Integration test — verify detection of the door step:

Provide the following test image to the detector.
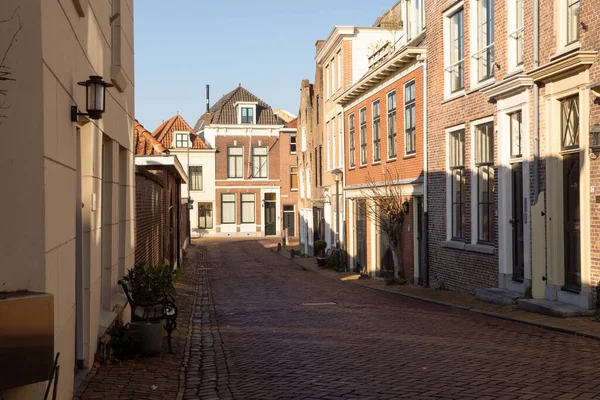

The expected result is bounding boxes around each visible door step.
[475,288,522,305]
[518,299,596,318]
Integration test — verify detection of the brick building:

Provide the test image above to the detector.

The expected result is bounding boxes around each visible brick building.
[280,119,299,239]
[338,4,427,281]
[194,86,291,237]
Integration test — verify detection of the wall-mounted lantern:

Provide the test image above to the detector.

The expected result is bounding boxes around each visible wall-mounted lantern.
[71,76,113,122]
[402,200,410,214]
[590,123,600,156]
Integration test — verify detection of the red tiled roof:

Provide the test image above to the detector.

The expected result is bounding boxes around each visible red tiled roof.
[285,118,298,129]
[134,120,166,155]
[153,114,210,150]
[194,86,279,128]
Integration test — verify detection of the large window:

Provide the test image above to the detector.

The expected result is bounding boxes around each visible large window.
[510,111,522,158]
[404,81,416,156]
[360,107,367,165]
[221,194,236,224]
[349,114,356,167]
[198,203,213,229]
[189,166,203,191]
[475,0,495,82]
[290,134,297,154]
[567,0,580,45]
[252,147,268,178]
[241,107,254,124]
[373,100,381,162]
[388,91,397,159]
[450,129,465,239]
[561,95,580,150]
[406,0,427,39]
[290,166,298,190]
[447,9,465,93]
[241,193,255,224]
[227,147,243,178]
[175,133,188,148]
[475,122,495,243]
[509,0,524,67]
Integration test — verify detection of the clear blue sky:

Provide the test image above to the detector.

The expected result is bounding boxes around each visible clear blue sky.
[134,0,396,132]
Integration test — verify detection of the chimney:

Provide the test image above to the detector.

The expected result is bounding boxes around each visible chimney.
[206,84,210,113]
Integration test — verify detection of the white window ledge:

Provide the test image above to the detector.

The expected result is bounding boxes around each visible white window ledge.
[466,243,495,254]
[550,42,581,61]
[466,78,496,94]
[442,90,467,104]
[441,240,466,250]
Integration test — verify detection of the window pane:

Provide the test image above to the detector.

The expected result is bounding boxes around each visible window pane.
[510,111,522,158]
[241,194,255,223]
[290,135,297,153]
[221,194,235,224]
[561,96,580,149]
[291,166,298,189]
[189,166,203,191]
[567,0,580,44]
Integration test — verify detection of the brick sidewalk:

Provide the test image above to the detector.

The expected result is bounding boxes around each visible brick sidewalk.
[74,244,204,400]
[262,240,600,341]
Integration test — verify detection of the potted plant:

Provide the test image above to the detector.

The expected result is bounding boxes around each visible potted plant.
[122,260,179,356]
[314,240,327,257]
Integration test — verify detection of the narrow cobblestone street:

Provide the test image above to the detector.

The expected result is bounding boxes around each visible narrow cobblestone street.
[77,238,600,399]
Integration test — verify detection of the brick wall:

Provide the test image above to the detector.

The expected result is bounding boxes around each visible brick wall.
[135,167,165,267]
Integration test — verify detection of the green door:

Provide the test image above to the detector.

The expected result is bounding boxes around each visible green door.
[265,201,277,236]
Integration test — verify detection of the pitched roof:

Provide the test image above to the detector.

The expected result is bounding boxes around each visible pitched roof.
[194,86,279,129]
[153,114,210,150]
[134,120,166,155]
[285,118,298,129]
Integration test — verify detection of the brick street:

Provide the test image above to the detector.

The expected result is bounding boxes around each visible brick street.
[193,239,600,399]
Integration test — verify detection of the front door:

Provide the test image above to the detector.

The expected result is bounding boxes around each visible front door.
[283,205,295,237]
[356,199,367,273]
[417,197,424,285]
[563,153,581,290]
[265,201,277,236]
[511,163,525,282]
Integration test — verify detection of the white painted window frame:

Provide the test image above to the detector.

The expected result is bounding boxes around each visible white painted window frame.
[470,116,495,246]
[443,2,466,99]
[446,123,466,241]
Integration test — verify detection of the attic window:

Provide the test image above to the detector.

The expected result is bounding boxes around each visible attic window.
[175,133,189,148]
[241,107,254,124]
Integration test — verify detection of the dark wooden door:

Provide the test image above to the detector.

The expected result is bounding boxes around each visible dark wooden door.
[265,202,277,236]
[511,163,525,282]
[283,206,295,237]
[563,153,581,290]
[417,197,424,285]
[356,200,367,273]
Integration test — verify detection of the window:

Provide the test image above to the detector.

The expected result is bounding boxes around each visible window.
[404,82,416,155]
[349,114,356,167]
[198,203,213,229]
[290,135,297,153]
[561,95,580,150]
[567,0,580,45]
[508,0,524,67]
[189,166,203,191]
[241,107,254,124]
[475,122,494,243]
[241,193,255,224]
[332,57,336,93]
[337,51,342,90]
[510,111,522,158]
[360,107,367,165]
[388,91,397,159]
[318,146,323,185]
[447,9,465,93]
[176,133,188,148]
[406,0,427,39]
[290,166,298,190]
[221,194,236,224]
[306,168,312,198]
[373,101,381,162]
[252,147,268,178]
[449,130,465,239]
[475,0,495,82]
[227,147,243,178]
[300,166,305,198]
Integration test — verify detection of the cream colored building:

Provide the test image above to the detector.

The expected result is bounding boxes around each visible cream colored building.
[0,0,135,398]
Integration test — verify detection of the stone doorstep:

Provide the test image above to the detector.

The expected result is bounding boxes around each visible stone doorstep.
[518,298,597,318]
[476,288,522,305]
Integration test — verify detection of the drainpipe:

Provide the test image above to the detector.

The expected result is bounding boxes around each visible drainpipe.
[176,179,181,269]
[533,0,540,203]
[420,53,430,287]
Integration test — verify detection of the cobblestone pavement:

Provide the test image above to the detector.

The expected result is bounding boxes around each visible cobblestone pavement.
[201,238,600,400]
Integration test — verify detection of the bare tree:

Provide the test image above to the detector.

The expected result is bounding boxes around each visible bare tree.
[0,7,23,123]
[358,167,408,281]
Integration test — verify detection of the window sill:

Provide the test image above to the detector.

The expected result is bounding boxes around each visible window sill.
[466,78,495,94]
[387,157,398,163]
[372,161,382,165]
[348,166,356,170]
[551,42,581,61]
[359,164,368,169]
[465,243,495,255]
[226,178,245,181]
[503,66,525,80]
[441,240,466,250]
[441,90,466,104]
[404,153,416,159]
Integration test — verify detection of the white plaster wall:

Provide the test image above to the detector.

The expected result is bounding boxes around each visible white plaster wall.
[0,1,135,399]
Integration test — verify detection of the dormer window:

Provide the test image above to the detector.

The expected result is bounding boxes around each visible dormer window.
[174,132,190,148]
[241,107,253,124]
[236,102,258,124]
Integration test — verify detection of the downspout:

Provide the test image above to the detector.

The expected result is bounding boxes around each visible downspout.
[176,179,181,269]
[421,53,430,287]
[533,0,540,202]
